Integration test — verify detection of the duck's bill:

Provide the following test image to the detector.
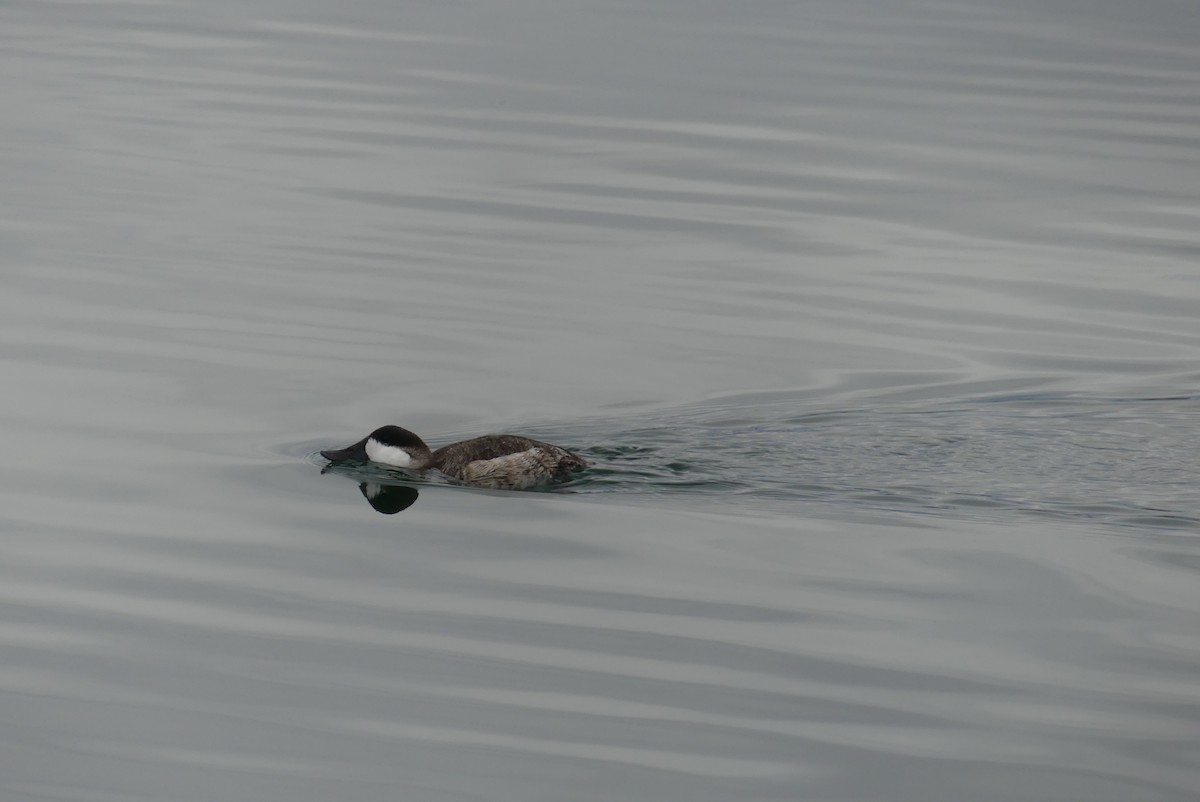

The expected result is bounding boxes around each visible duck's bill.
[320,438,368,461]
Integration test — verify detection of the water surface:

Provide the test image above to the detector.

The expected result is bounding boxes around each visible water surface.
[2,0,1200,799]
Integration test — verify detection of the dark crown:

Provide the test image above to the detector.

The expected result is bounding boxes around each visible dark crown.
[369,425,429,450]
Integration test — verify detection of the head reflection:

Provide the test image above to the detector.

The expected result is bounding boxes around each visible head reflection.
[321,462,420,515]
[358,482,419,514]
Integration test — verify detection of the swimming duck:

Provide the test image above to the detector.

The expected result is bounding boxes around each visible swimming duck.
[321,425,587,490]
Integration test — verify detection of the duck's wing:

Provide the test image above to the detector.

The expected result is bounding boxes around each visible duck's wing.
[431,435,586,489]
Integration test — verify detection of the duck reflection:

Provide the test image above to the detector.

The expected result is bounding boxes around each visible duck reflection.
[356,481,419,514]
[321,463,420,515]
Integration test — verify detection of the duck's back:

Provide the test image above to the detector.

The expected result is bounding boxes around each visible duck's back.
[430,435,586,490]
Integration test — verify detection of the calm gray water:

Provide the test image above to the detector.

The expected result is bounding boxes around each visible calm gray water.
[3,0,1200,799]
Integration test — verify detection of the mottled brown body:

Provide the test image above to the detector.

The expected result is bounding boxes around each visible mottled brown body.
[430,435,587,490]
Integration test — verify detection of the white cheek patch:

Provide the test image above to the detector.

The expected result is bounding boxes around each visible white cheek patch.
[365,438,412,467]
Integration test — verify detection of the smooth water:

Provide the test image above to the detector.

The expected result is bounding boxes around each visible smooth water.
[3,0,1200,799]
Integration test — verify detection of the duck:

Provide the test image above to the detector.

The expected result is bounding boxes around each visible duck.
[321,425,587,490]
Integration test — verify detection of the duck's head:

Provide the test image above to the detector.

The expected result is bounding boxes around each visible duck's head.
[321,425,433,468]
